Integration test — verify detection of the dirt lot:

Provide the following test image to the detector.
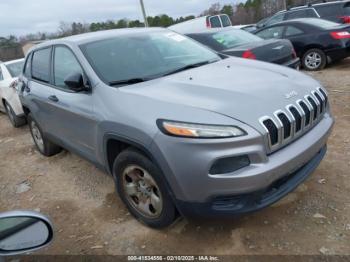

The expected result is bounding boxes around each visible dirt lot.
[0,60,349,256]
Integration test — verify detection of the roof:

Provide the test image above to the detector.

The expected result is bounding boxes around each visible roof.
[34,27,166,50]
[2,58,24,65]
[264,17,333,27]
[277,0,349,13]
[171,26,240,35]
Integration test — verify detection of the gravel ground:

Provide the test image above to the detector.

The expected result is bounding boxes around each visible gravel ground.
[0,59,349,255]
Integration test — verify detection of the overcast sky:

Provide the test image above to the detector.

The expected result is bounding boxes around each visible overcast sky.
[1,0,242,37]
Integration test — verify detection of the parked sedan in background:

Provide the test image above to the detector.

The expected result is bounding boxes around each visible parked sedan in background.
[174,27,300,69]
[0,59,26,127]
[255,18,350,71]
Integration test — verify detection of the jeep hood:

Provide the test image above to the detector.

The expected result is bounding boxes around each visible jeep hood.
[120,57,321,133]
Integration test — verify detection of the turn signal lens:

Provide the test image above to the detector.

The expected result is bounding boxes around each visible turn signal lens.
[159,120,246,138]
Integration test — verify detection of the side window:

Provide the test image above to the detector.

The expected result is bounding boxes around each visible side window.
[53,46,83,89]
[256,26,285,39]
[32,48,51,83]
[210,16,222,28]
[0,68,3,81]
[286,9,318,19]
[24,53,32,77]
[220,15,231,27]
[316,5,341,17]
[285,26,304,37]
[266,13,285,26]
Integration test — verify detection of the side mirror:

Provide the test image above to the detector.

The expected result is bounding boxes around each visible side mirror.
[0,211,53,256]
[64,72,89,92]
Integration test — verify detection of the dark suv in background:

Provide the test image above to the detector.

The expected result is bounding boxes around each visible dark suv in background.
[257,0,350,28]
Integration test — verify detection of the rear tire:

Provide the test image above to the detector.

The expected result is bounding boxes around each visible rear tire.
[4,101,26,128]
[302,48,326,71]
[113,148,177,228]
[27,114,62,157]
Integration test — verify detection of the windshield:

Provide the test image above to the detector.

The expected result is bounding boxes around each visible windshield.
[80,31,220,85]
[211,29,262,49]
[5,61,24,77]
[303,18,340,29]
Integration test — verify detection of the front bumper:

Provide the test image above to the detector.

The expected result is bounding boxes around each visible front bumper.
[176,145,326,218]
[151,112,333,204]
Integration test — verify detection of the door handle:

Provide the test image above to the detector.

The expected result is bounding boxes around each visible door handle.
[48,95,59,102]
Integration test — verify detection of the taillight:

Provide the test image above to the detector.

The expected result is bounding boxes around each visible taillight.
[339,16,350,24]
[9,80,18,89]
[206,18,211,28]
[242,50,256,60]
[330,31,350,39]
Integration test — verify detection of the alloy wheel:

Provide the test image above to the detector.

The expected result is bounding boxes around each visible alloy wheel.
[122,165,163,218]
[305,52,322,70]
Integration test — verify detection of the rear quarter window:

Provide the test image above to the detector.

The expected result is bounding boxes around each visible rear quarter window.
[343,2,350,15]
[315,4,342,17]
[32,48,51,83]
[285,9,318,19]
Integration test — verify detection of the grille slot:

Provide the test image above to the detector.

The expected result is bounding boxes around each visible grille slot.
[262,119,278,146]
[318,88,328,109]
[289,107,302,133]
[307,96,318,120]
[260,89,327,153]
[299,101,311,126]
[277,113,291,139]
[314,92,324,114]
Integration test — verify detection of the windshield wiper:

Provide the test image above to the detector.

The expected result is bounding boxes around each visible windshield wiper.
[108,78,150,86]
[162,60,214,77]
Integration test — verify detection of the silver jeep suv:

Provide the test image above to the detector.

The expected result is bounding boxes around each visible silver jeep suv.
[19,28,334,228]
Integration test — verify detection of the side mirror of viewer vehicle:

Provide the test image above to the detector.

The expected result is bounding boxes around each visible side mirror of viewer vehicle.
[0,211,53,256]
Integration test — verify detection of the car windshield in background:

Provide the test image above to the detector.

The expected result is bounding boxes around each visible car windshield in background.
[302,18,340,29]
[212,29,262,49]
[80,31,220,86]
[5,61,24,77]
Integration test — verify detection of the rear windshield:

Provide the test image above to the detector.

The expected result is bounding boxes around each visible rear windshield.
[5,61,24,77]
[303,18,340,29]
[211,29,262,49]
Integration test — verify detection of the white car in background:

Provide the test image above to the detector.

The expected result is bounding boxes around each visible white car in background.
[168,14,232,34]
[0,59,26,127]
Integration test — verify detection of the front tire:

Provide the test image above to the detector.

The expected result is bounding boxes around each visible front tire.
[302,48,326,71]
[27,114,62,157]
[113,148,177,228]
[4,101,26,128]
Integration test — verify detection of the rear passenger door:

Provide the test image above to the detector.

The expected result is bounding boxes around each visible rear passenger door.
[25,47,58,134]
[283,25,306,56]
[50,45,97,160]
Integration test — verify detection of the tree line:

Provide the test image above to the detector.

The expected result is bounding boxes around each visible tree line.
[0,0,335,47]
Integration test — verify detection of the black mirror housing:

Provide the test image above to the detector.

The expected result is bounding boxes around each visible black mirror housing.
[64,72,89,92]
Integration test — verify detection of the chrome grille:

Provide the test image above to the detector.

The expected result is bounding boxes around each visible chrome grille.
[260,88,328,153]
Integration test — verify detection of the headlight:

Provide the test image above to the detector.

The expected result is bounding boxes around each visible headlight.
[158,120,246,138]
